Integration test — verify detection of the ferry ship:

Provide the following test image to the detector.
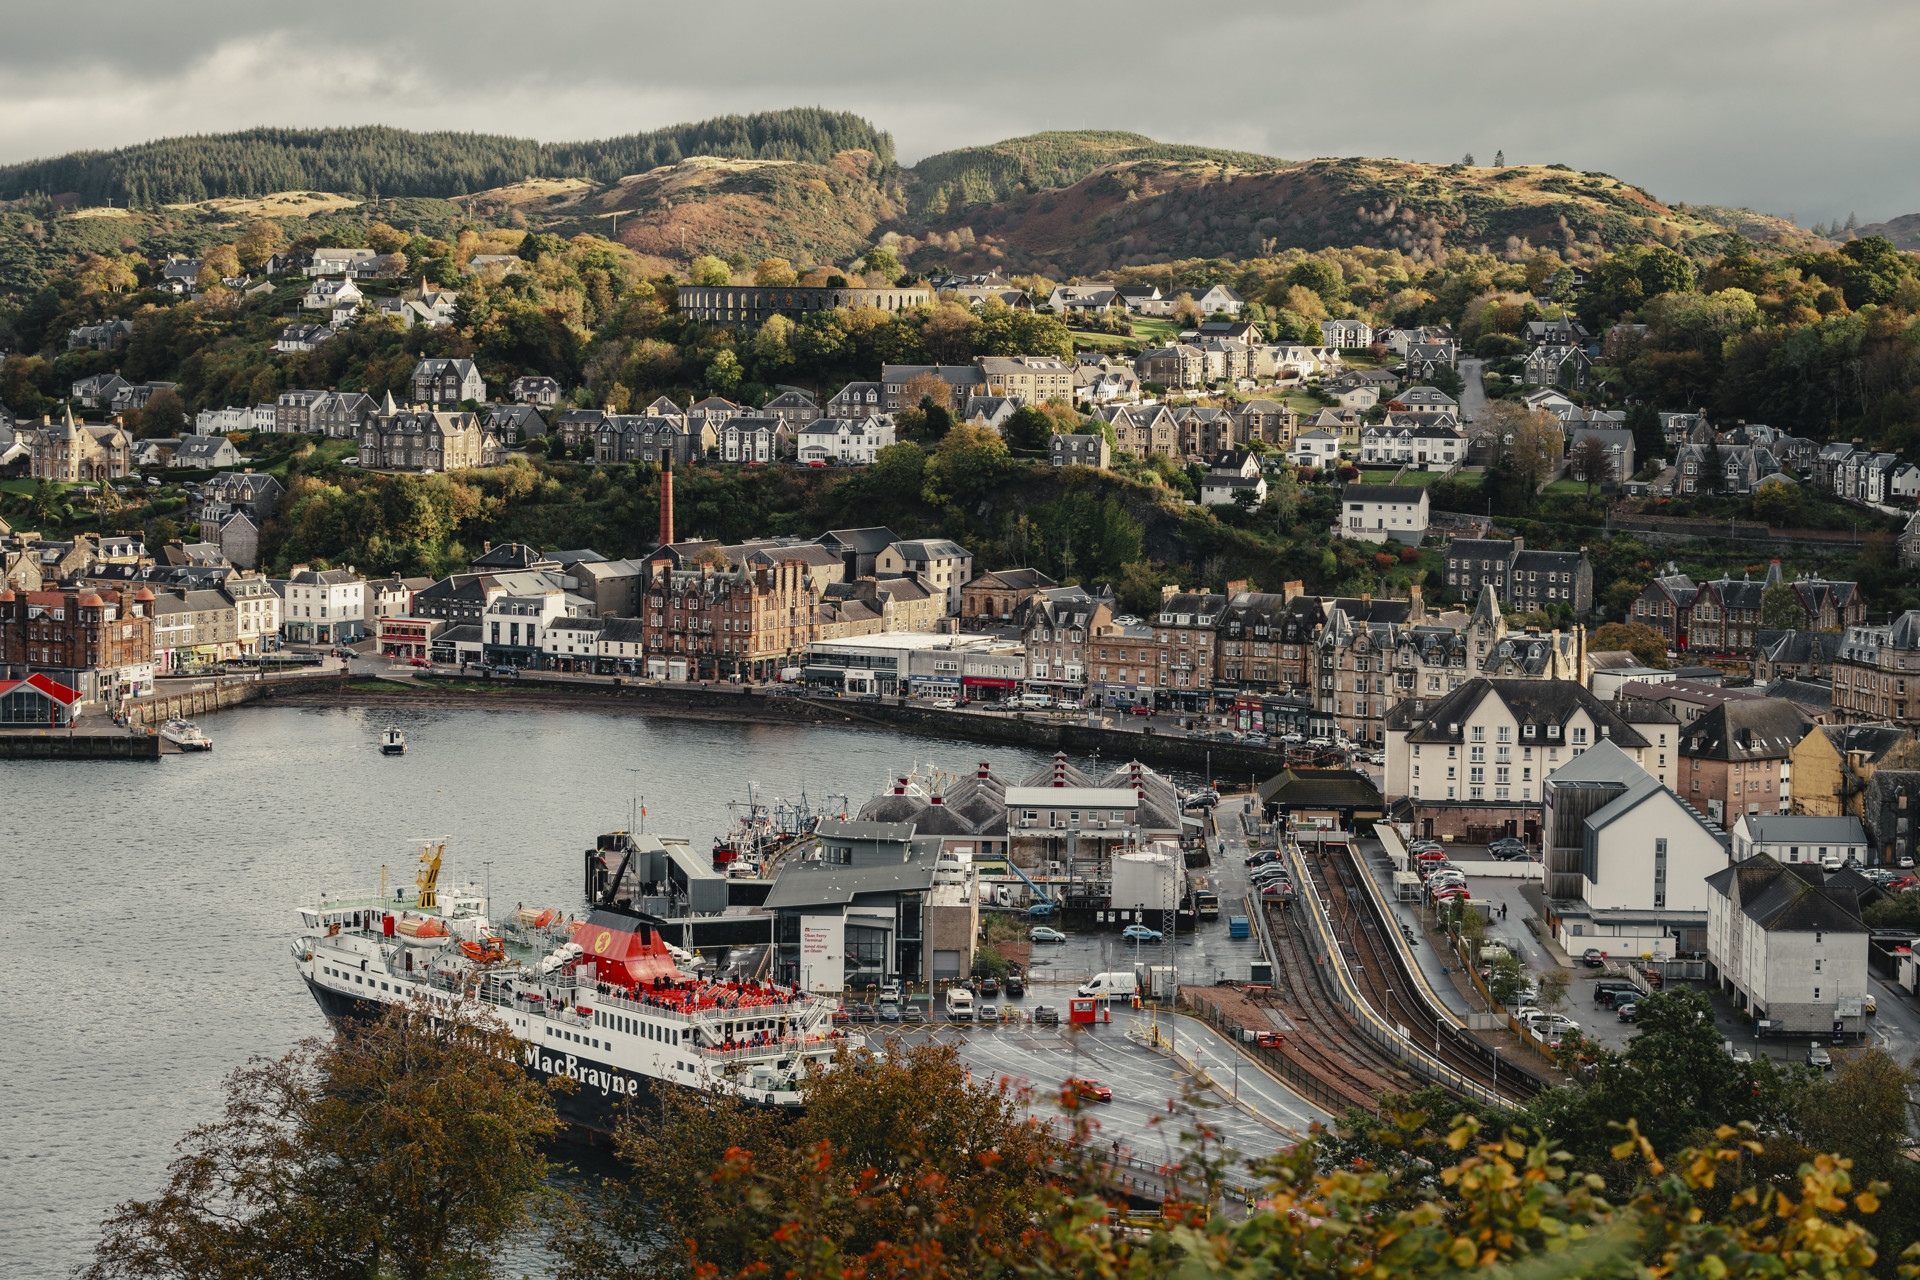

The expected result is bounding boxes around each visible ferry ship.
[291,840,848,1135]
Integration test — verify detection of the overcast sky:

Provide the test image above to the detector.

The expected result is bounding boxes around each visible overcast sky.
[2,0,1913,224]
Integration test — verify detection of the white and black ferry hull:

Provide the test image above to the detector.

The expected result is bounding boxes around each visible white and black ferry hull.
[302,974,682,1139]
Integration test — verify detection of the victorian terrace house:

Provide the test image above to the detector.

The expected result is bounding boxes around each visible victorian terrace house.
[638,557,816,682]
[1679,698,1813,826]
[1151,589,1227,712]
[1831,611,1920,728]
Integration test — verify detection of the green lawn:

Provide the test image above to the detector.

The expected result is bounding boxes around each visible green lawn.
[1543,479,1597,496]
[1129,316,1179,344]
[1393,471,1444,487]
[0,478,80,495]
[1360,470,1400,485]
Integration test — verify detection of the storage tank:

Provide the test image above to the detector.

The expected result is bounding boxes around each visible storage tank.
[1110,849,1184,912]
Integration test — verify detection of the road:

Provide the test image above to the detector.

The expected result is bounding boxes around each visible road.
[1457,357,1490,426]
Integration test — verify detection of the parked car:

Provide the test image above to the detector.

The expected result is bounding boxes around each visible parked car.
[1807,1042,1833,1070]
[931,697,957,710]
[1034,1005,1059,1026]
[1030,926,1067,943]
[1246,850,1279,867]
[1527,1013,1579,1036]
[902,1005,926,1024]
[1487,837,1527,858]
[878,1003,901,1022]
[851,1004,877,1023]
[1065,1077,1112,1103]
[1122,924,1163,944]
[979,976,1000,998]
[1582,948,1605,967]
[1617,1003,1638,1023]
[976,1002,999,1022]
[1005,967,1025,997]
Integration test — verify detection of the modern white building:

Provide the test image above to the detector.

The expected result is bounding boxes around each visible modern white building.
[1706,853,1869,1036]
[282,566,365,644]
[1335,483,1429,545]
[1289,428,1342,469]
[1554,770,1730,959]
[1728,815,1867,867]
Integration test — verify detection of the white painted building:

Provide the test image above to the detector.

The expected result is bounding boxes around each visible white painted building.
[282,566,365,644]
[1728,815,1867,867]
[1555,772,1729,958]
[1289,428,1342,469]
[796,417,895,464]
[1336,483,1429,545]
[1707,853,1869,1035]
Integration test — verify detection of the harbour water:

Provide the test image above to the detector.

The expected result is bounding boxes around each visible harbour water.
[0,703,1104,1278]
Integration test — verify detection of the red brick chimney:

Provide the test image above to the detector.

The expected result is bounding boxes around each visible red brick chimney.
[658,456,675,547]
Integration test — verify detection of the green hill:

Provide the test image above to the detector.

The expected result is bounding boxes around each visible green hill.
[0,110,896,206]
[902,130,1287,219]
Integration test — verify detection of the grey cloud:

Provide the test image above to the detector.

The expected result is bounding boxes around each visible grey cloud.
[0,0,1912,222]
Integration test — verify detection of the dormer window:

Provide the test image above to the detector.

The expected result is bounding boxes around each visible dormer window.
[1524,724,1537,739]
[1547,724,1561,739]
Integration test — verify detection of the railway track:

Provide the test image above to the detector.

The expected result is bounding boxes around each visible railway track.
[1302,844,1546,1103]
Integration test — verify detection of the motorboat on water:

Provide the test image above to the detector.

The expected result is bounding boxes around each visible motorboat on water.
[161,719,211,751]
[380,727,406,755]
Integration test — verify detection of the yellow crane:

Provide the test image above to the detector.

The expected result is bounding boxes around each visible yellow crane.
[415,840,446,909]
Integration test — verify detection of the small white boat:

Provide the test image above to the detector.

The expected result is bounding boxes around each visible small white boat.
[380,727,407,756]
[161,719,212,751]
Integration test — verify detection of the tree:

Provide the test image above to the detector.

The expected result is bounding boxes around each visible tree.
[1288,259,1345,304]
[1462,152,1475,165]
[1494,148,1505,166]
[550,1040,1060,1280]
[859,246,901,278]
[705,348,742,393]
[366,222,409,255]
[688,255,731,287]
[1626,402,1664,473]
[1760,579,1805,631]
[1003,404,1054,452]
[134,388,187,439]
[235,219,286,271]
[754,257,798,287]
[1592,621,1671,668]
[1570,433,1616,495]
[83,999,560,1280]
[78,253,138,295]
[901,370,954,413]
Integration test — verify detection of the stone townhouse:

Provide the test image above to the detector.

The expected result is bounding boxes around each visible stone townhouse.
[595,414,704,465]
[795,416,895,464]
[958,568,1058,630]
[1442,537,1594,616]
[149,586,241,668]
[759,389,820,427]
[410,358,486,406]
[1048,432,1110,469]
[1830,611,1920,728]
[1787,724,1919,824]
[508,376,563,407]
[1101,403,1179,459]
[1754,630,1847,683]
[1675,441,1780,496]
[310,390,378,439]
[358,396,499,471]
[827,382,885,418]
[274,389,328,434]
[638,557,818,682]
[1679,698,1811,826]
[975,355,1074,403]
[1019,586,1113,700]
[1321,318,1374,348]
[1137,344,1206,390]
[1149,589,1227,712]
[1232,399,1296,446]
[28,410,131,482]
[1174,405,1234,459]
[0,585,154,673]
[1631,571,1701,649]
[878,365,986,411]
[874,538,972,615]
[720,415,790,463]
[1359,421,1466,469]
[551,408,607,452]
[1215,585,1325,701]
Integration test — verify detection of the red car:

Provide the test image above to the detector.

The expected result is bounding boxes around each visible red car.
[1130,705,1155,716]
[1065,1077,1112,1103]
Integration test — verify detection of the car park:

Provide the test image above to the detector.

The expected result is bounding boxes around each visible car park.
[1005,966,1025,997]
[976,1002,998,1022]
[1122,924,1163,944]
[979,976,1000,998]
[1030,926,1067,943]
[878,1003,901,1022]
[902,1005,926,1024]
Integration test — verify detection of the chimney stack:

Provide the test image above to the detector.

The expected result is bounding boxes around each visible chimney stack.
[977,761,991,779]
[1283,579,1304,603]
[658,456,675,547]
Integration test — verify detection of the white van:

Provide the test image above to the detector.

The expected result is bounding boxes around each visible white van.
[1077,971,1140,999]
[1015,693,1053,710]
[945,986,975,1021]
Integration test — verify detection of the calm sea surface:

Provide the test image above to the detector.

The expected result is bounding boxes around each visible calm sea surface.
[0,703,1120,1277]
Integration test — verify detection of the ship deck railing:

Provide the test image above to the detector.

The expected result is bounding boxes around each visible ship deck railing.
[697,1032,841,1061]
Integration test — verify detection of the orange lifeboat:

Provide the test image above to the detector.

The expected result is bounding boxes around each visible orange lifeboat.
[461,938,505,964]
[395,916,449,939]
[513,907,559,929]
